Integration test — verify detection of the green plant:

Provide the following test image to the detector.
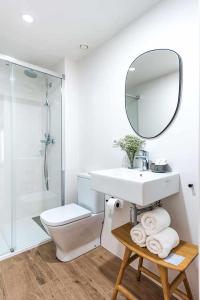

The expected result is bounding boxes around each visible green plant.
[113,135,144,168]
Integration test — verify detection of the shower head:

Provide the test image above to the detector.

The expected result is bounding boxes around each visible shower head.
[24,69,37,78]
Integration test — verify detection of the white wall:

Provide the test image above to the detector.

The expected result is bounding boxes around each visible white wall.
[64,59,80,203]
[73,0,199,297]
[53,58,80,203]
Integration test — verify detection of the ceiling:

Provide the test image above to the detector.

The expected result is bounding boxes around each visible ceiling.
[0,0,161,68]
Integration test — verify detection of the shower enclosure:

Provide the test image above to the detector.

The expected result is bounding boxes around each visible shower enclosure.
[0,55,63,257]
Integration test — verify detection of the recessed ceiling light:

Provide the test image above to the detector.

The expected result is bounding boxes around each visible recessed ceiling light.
[129,67,135,72]
[22,14,34,23]
[80,44,89,50]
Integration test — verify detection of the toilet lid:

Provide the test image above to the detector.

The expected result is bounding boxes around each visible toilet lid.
[40,203,91,227]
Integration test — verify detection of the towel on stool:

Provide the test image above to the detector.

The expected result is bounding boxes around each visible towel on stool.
[141,207,171,235]
[146,227,180,258]
[130,223,147,247]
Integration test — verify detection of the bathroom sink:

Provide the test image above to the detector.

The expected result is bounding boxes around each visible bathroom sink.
[90,168,179,206]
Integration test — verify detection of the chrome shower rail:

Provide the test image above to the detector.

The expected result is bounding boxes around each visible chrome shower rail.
[0,53,62,79]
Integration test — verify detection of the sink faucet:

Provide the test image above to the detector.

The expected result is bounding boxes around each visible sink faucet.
[135,150,149,171]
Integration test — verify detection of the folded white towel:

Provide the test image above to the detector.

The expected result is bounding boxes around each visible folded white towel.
[141,207,171,235]
[130,223,147,247]
[146,227,180,258]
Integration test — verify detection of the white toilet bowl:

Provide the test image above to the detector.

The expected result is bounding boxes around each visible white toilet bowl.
[40,173,104,262]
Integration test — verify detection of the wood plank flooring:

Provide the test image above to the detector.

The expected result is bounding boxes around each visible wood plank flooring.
[0,243,175,300]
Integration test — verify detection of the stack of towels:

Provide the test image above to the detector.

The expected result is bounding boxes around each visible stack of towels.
[130,207,180,258]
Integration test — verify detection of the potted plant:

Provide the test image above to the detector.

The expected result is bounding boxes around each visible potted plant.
[113,135,144,169]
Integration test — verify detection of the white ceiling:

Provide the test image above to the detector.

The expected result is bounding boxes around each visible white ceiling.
[0,0,161,68]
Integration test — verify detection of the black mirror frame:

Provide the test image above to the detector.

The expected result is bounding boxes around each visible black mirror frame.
[125,49,182,139]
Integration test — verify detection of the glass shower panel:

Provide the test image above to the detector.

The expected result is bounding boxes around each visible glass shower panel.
[0,60,12,255]
[42,74,62,211]
[11,64,62,251]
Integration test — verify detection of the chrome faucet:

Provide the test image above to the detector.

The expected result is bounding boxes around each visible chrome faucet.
[135,150,149,171]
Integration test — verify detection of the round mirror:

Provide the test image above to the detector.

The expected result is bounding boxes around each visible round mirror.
[125,49,182,138]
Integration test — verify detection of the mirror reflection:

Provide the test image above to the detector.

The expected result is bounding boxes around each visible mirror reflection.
[125,49,181,138]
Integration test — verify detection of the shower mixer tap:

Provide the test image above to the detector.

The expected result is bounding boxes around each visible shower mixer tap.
[40,133,55,145]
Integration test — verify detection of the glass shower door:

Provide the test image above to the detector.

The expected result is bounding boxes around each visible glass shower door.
[0,59,62,256]
[10,64,62,251]
[0,59,13,255]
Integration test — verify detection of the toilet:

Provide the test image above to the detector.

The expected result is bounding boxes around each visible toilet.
[40,173,104,262]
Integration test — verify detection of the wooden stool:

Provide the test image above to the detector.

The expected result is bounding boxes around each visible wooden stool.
[111,223,198,300]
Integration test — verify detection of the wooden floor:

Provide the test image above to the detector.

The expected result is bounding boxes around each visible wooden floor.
[0,242,175,300]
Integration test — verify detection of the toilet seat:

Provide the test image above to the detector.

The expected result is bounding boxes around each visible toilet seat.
[40,203,91,227]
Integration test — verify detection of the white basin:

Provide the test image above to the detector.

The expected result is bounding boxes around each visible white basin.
[90,168,179,206]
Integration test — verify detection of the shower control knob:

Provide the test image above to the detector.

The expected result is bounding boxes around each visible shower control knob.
[188,184,193,188]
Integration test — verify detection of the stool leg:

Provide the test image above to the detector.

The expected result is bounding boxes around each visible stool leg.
[158,266,170,300]
[111,247,132,300]
[183,271,193,300]
[136,257,143,281]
